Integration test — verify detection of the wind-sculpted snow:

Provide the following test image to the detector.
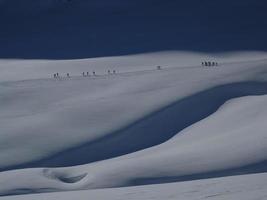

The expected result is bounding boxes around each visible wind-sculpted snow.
[1,173,267,200]
[0,54,267,171]
[1,94,267,196]
[0,52,267,197]
[3,81,267,172]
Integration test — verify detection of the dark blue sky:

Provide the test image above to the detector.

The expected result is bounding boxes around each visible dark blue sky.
[0,0,267,59]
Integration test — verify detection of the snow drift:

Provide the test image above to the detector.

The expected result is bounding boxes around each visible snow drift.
[1,92,267,196]
[0,52,267,197]
[1,172,267,200]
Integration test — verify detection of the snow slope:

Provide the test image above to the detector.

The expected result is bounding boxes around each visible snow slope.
[1,172,267,200]
[1,52,267,171]
[1,93,267,196]
[0,52,267,198]
[1,51,266,82]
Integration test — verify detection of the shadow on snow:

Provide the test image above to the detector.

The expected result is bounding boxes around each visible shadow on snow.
[2,81,267,175]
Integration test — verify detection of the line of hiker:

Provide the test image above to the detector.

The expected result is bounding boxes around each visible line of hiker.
[202,61,219,67]
[53,70,117,79]
[53,73,59,78]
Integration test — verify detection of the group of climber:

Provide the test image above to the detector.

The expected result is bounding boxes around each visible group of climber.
[202,61,219,67]
[53,70,117,79]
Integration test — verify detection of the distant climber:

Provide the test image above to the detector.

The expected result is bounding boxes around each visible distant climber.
[202,61,219,67]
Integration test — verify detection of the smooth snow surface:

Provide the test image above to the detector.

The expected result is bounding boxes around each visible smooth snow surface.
[0,51,267,198]
[1,173,267,200]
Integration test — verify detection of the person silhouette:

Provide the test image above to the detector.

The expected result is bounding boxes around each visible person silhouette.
[208,62,212,67]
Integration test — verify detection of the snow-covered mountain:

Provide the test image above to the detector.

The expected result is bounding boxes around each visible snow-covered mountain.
[1,1,267,199]
[0,52,267,198]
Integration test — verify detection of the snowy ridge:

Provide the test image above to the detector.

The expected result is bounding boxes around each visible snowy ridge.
[0,94,267,196]
[2,81,267,172]
[0,52,267,197]
[1,0,267,198]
